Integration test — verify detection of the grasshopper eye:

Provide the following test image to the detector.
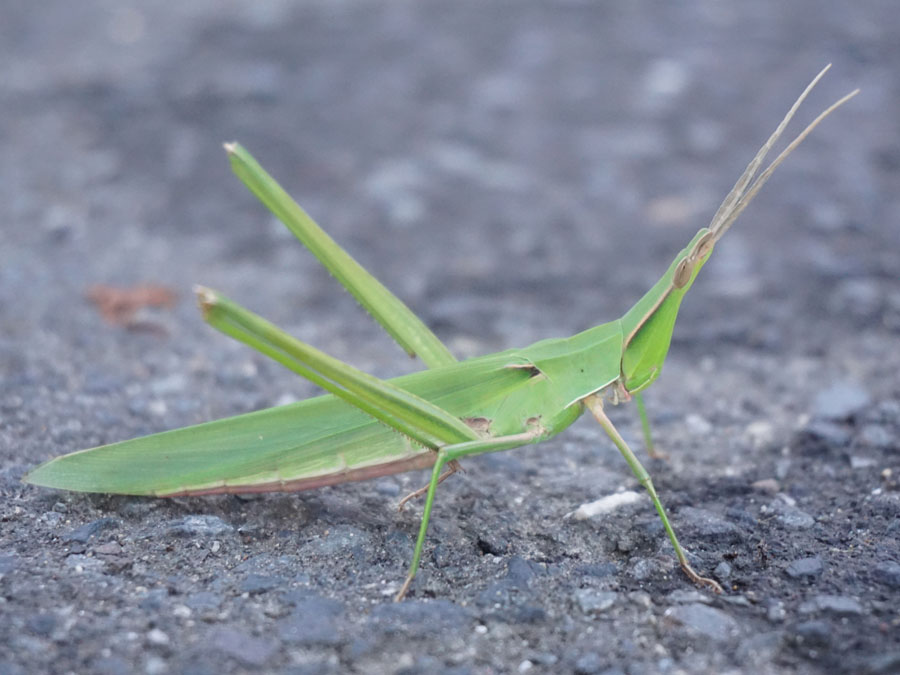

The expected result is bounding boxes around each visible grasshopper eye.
[673,258,692,288]
[695,231,715,259]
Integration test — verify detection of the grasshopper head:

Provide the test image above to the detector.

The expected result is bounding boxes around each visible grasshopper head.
[616,65,857,395]
[618,228,716,394]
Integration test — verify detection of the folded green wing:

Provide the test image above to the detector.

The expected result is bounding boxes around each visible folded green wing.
[24,351,533,496]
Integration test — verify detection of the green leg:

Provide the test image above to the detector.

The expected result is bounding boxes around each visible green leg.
[226,142,456,369]
[634,392,666,459]
[395,430,540,601]
[584,394,722,593]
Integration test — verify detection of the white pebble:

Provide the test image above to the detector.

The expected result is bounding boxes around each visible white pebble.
[146,628,169,646]
[685,414,713,435]
[570,490,642,520]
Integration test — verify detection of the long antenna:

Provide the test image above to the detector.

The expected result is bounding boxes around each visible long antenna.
[707,65,859,243]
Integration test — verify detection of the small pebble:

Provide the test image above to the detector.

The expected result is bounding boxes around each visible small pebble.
[850,455,877,469]
[278,596,345,646]
[26,613,57,637]
[679,507,744,543]
[745,420,775,447]
[721,595,752,608]
[792,620,831,647]
[642,58,690,99]
[165,515,234,537]
[374,480,400,496]
[571,491,641,520]
[870,399,900,424]
[715,561,733,581]
[862,651,900,675]
[812,382,870,421]
[240,574,286,595]
[574,589,618,614]
[369,599,471,638]
[736,631,784,667]
[751,479,780,494]
[872,561,900,589]
[629,557,663,582]
[64,518,119,544]
[139,589,169,611]
[860,424,893,449]
[666,589,708,605]
[149,373,187,395]
[766,601,787,623]
[786,556,824,579]
[145,656,168,675]
[504,556,545,589]
[800,420,852,449]
[664,603,740,642]
[172,605,191,619]
[574,651,605,675]
[685,413,713,435]
[209,627,278,668]
[773,502,815,531]
[0,553,17,580]
[146,628,169,646]
[799,595,863,616]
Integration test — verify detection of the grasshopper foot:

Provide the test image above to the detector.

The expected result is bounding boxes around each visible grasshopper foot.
[647,446,669,461]
[397,459,463,512]
[681,561,724,594]
[397,486,427,512]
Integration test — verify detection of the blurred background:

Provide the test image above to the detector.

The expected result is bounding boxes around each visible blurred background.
[3,1,893,369]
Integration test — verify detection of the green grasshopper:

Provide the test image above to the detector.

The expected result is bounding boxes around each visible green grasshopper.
[25,66,857,600]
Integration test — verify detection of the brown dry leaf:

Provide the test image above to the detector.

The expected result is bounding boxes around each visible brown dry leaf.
[86,284,177,326]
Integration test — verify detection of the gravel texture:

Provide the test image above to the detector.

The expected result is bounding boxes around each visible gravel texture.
[2,2,899,674]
